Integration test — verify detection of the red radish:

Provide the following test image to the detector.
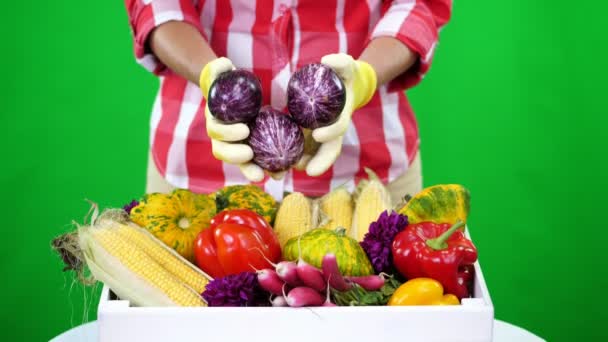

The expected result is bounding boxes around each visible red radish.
[345,275,385,291]
[296,259,326,292]
[257,269,286,296]
[322,254,351,291]
[286,287,325,307]
[271,296,289,307]
[250,249,302,286]
[276,261,302,286]
[322,280,337,307]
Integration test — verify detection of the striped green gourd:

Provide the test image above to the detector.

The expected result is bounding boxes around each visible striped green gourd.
[398,184,471,225]
[283,228,373,276]
[214,185,278,225]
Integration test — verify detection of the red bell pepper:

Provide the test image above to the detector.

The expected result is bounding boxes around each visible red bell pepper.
[391,221,478,299]
[194,209,281,278]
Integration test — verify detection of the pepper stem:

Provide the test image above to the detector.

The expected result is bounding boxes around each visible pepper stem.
[425,221,465,250]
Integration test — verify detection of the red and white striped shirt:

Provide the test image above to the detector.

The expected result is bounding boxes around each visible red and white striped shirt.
[125,0,451,199]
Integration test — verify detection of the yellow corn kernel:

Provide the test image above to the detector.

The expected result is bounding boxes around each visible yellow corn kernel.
[320,187,353,233]
[352,169,392,241]
[274,192,314,247]
[93,229,205,307]
[114,223,210,293]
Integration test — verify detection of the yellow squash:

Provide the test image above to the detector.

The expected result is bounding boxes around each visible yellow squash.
[130,189,216,261]
[214,185,277,224]
[398,184,470,225]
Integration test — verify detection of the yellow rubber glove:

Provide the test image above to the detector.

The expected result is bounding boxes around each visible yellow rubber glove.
[199,58,265,182]
[297,53,377,176]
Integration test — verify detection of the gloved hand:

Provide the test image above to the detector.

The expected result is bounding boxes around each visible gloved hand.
[199,57,266,182]
[296,54,377,176]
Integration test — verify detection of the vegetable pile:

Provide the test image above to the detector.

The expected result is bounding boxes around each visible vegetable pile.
[53,175,477,308]
[52,63,480,310]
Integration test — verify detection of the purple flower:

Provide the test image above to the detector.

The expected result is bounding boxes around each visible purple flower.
[202,272,269,307]
[360,210,408,274]
[122,200,139,215]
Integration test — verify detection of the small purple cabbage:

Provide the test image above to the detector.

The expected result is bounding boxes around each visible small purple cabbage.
[249,106,304,172]
[360,211,409,274]
[202,272,269,307]
[287,63,346,129]
[122,200,139,215]
[208,69,262,123]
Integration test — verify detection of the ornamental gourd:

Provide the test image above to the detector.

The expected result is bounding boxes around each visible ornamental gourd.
[398,184,471,225]
[283,228,374,276]
[130,189,216,261]
[214,185,278,224]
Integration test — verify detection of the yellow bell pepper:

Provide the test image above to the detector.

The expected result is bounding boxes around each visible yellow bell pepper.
[388,278,460,306]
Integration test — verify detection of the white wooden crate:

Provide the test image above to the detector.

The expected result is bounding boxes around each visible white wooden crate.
[97,232,493,342]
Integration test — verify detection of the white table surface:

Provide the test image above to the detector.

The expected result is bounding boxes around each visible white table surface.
[50,320,545,342]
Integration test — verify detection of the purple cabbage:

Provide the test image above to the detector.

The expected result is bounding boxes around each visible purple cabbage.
[249,106,304,172]
[360,211,409,274]
[122,200,139,215]
[202,272,269,307]
[287,63,346,129]
[208,69,262,123]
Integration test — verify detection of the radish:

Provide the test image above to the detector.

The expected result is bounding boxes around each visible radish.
[276,261,302,286]
[257,269,286,296]
[322,280,337,307]
[285,287,325,307]
[271,296,289,307]
[322,254,351,291]
[345,275,385,291]
[250,249,302,287]
[296,259,325,292]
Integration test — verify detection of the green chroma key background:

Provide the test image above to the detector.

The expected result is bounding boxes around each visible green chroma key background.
[1,1,606,341]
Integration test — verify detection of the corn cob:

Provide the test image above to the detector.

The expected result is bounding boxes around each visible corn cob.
[319,186,353,233]
[274,192,315,247]
[85,226,206,307]
[351,168,392,241]
[51,208,211,307]
[114,222,210,293]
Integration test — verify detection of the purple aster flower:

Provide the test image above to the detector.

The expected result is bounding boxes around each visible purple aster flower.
[202,272,269,307]
[360,210,408,274]
[122,200,139,215]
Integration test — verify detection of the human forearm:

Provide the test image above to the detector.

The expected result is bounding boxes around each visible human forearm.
[149,21,217,84]
[358,37,417,86]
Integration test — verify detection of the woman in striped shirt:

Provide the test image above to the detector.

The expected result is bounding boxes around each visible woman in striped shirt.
[125,0,451,202]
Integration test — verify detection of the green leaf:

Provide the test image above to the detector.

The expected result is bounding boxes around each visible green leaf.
[331,275,402,306]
